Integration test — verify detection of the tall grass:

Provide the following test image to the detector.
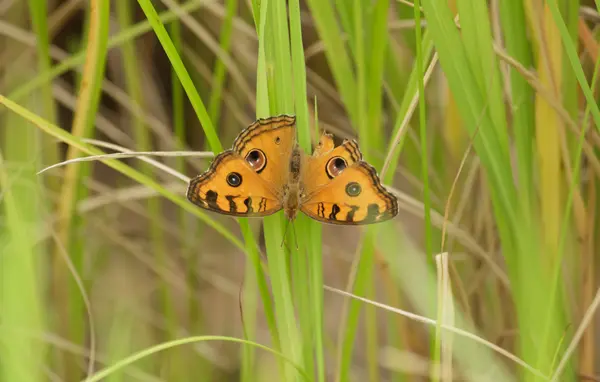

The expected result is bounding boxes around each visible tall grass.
[0,1,599,382]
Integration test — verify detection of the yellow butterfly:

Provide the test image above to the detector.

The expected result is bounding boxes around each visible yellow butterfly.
[186,115,398,225]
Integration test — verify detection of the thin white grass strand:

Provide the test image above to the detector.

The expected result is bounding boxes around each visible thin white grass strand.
[323,284,548,380]
[37,150,212,177]
[36,138,213,183]
[82,139,211,181]
[50,230,96,379]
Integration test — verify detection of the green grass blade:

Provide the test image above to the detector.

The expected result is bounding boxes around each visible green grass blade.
[0,159,46,382]
[258,0,305,380]
[136,0,222,153]
[289,0,325,379]
[0,95,244,250]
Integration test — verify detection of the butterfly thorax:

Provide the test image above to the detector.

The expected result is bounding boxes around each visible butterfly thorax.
[282,146,304,221]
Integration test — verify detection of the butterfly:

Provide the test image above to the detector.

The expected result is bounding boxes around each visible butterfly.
[186,115,398,225]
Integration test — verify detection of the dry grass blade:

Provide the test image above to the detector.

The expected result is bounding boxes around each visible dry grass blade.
[549,286,600,382]
[50,231,96,379]
[82,139,208,182]
[38,149,212,178]
[323,284,548,380]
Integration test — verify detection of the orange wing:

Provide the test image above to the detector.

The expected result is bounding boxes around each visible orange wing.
[300,162,398,224]
[186,115,297,217]
[187,151,282,216]
[300,135,398,225]
[231,115,296,193]
[301,133,363,196]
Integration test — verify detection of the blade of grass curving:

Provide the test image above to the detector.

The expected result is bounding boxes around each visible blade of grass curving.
[136,0,221,152]
[170,4,185,156]
[85,336,311,382]
[0,95,244,250]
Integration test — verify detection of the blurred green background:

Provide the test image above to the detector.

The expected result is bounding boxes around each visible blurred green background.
[1,0,599,381]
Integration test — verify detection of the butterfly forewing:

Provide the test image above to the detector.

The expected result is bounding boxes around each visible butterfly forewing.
[231,115,296,193]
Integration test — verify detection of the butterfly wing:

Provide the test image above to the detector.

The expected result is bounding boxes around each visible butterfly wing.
[231,115,296,191]
[187,151,282,217]
[187,115,297,217]
[300,136,398,225]
[301,133,363,195]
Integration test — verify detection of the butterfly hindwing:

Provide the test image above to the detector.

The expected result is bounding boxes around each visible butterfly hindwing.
[300,142,398,225]
[301,134,363,196]
[187,151,282,217]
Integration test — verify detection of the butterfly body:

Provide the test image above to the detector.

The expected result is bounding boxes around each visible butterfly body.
[187,115,398,225]
[281,145,303,221]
